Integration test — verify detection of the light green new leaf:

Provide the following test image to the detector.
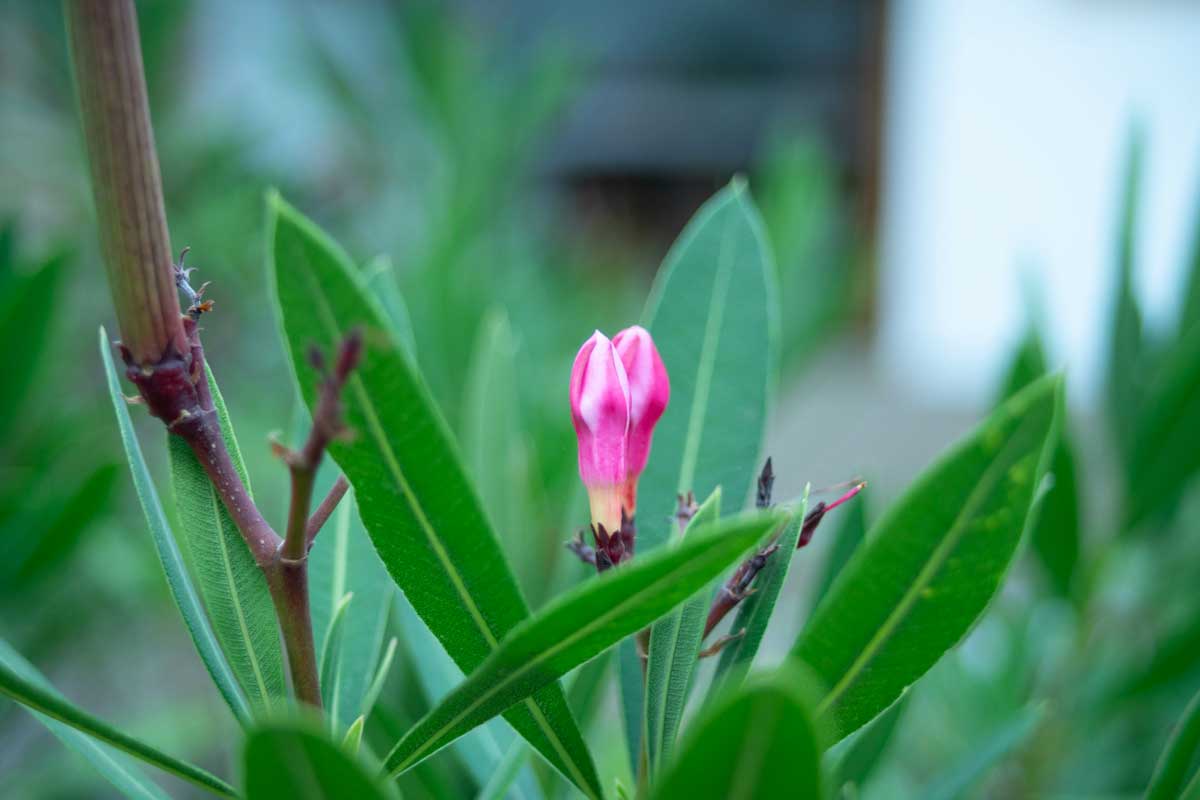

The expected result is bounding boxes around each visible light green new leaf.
[997,327,1080,597]
[0,639,235,799]
[645,488,722,775]
[638,178,780,551]
[99,328,250,725]
[243,720,395,800]
[1127,323,1200,528]
[167,365,286,712]
[268,195,600,798]
[650,663,824,800]
[1145,686,1200,800]
[713,487,809,688]
[318,592,353,728]
[793,376,1061,742]
[384,511,785,778]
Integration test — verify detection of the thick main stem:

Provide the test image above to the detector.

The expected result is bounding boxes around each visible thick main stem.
[65,0,322,709]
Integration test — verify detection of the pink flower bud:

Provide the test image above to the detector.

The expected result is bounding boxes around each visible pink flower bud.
[612,325,670,480]
[570,331,631,533]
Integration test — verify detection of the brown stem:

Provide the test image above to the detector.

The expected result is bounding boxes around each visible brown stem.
[64,0,186,366]
[268,558,321,708]
[306,475,350,551]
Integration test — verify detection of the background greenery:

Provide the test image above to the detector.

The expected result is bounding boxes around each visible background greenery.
[2,2,1200,798]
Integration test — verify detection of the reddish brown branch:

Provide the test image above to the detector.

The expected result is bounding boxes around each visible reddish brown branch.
[306,475,350,551]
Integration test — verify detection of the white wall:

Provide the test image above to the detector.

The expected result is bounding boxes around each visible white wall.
[878,0,1200,408]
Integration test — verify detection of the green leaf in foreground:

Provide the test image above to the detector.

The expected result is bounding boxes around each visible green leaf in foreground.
[713,485,809,688]
[1145,685,1200,800]
[793,375,1061,742]
[243,720,395,800]
[645,488,722,775]
[0,638,169,800]
[167,365,286,712]
[383,511,784,778]
[997,326,1080,597]
[638,179,779,552]
[650,663,824,800]
[99,328,250,725]
[0,638,236,798]
[1127,322,1200,528]
[268,194,599,798]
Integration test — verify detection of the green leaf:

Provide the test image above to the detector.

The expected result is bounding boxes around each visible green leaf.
[617,636,645,779]
[361,254,418,359]
[638,179,780,551]
[1106,128,1148,466]
[99,328,251,725]
[924,705,1043,800]
[0,638,170,800]
[810,488,867,610]
[384,511,784,778]
[645,488,722,775]
[17,462,119,583]
[712,486,809,688]
[997,327,1080,597]
[1178,183,1200,340]
[318,592,353,725]
[267,194,600,798]
[461,308,537,593]
[0,638,236,798]
[0,253,63,441]
[649,663,824,800]
[393,595,541,800]
[1145,686,1200,800]
[792,375,1061,742]
[1127,322,1200,528]
[308,478,393,730]
[167,365,286,712]
[243,720,395,800]
[831,694,906,793]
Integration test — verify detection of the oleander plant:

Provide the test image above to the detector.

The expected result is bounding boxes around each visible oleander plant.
[5,2,1200,799]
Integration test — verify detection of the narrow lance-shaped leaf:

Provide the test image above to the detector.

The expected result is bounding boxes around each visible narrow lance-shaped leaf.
[638,179,780,551]
[645,488,722,775]
[831,693,907,794]
[318,592,353,727]
[1145,686,1200,800]
[793,375,1061,742]
[713,486,810,688]
[384,511,785,778]
[268,194,601,798]
[0,638,171,800]
[997,327,1080,597]
[650,663,825,800]
[243,720,396,800]
[99,328,250,725]
[0,638,236,799]
[167,364,286,712]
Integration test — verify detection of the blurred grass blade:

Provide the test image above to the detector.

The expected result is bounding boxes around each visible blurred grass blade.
[1145,686,1200,800]
[810,487,868,610]
[1127,323,1200,528]
[394,595,541,800]
[319,592,353,726]
[793,376,1061,742]
[306,452,393,730]
[0,639,236,798]
[649,663,824,800]
[831,694,907,794]
[0,253,63,441]
[645,488,722,775]
[925,705,1044,800]
[712,487,809,688]
[244,721,396,800]
[167,365,286,712]
[0,638,171,800]
[99,328,251,725]
[1106,128,1147,467]
[268,194,600,798]
[997,327,1080,596]
[384,511,783,778]
[461,308,537,594]
[638,179,780,551]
